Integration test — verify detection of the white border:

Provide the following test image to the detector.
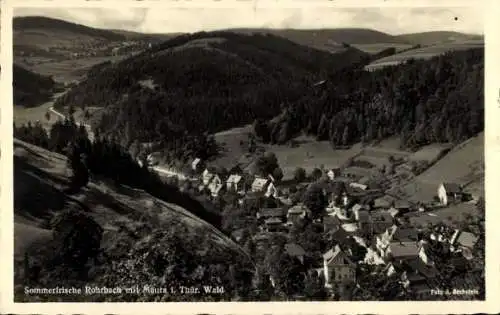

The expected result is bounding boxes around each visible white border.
[1,0,499,314]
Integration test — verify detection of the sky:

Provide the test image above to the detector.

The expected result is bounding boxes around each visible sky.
[13,6,484,35]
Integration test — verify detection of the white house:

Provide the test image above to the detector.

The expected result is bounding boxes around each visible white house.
[438,182,463,206]
[208,174,224,197]
[322,245,356,288]
[251,177,271,193]
[327,168,341,181]
[191,158,203,172]
[202,169,215,186]
[385,242,429,264]
[226,174,243,192]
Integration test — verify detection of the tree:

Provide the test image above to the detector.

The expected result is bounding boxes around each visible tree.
[50,207,104,272]
[67,143,90,192]
[272,167,284,183]
[303,183,327,219]
[310,168,323,181]
[294,167,306,182]
[45,111,50,121]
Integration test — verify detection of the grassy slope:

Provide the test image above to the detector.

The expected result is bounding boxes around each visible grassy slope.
[399,132,484,203]
[395,31,484,46]
[13,139,250,264]
[366,31,484,71]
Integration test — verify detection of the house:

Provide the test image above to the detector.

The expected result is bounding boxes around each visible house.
[327,168,341,181]
[322,245,356,288]
[208,174,224,197]
[323,215,342,233]
[352,204,367,220]
[264,217,285,232]
[356,210,372,235]
[287,204,309,225]
[251,177,271,193]
[191,158,203,172]
[202,168,215,186]
[265,181,279,198]
[370,211,395,235]
[226,174,243,192]
[393,200,412,213]
[438,182,464,206]
[450,230,479,259]
[257,208,287,221]
[386,242,428,264]
[375,226,419,257]
[326,226,351,245]
[285,243,306,264]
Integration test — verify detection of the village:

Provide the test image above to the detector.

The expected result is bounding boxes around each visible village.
[142,149,483,299]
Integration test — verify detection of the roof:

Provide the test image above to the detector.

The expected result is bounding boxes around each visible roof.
[389,242,421,259]
[259,208,286,218]
[285,243,306,257]
[226,174,242,184]
[394,200,411,209]
[265,217,284,225]
[392,227,419,242]
[328,226,351,242]
[352,204,365,212]
[357,210,371,223]
[324,215,342,229]
[323,245,353,266]
[441,182,462,193]
[252,177,270,190]
[371,211,393,223]
[405,259,439,279]
[456,231,479,248]
[288,203,308,214]
[192,157,201,165]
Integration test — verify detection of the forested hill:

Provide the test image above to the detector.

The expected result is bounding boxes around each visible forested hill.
[258,47,484,149]
[13,64,55,107]
[14,16,126,41]
[54,31,371,140]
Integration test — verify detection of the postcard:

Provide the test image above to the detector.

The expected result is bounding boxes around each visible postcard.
[0,0,498,314]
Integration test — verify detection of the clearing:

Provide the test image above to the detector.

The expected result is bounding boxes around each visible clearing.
[365,40,484,71]
[397,132,484,202]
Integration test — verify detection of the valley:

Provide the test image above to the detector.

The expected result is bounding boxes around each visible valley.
[11,14,485,302]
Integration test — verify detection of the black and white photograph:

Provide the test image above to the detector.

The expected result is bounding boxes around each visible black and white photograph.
[2,0,494,309]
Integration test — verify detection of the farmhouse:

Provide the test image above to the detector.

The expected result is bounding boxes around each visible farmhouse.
[264,217,285,232]
[322,245,356,288]
[438,182,464,206]
[257,208,287,221]
[226,174,243,192]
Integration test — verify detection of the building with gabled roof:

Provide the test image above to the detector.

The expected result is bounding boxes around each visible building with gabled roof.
[251,176,271,193]
[322,245,356,288]
[226,174,243,192]
[438,182,464,206]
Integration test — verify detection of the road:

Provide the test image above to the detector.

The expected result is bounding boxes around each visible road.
[49,105,190,180]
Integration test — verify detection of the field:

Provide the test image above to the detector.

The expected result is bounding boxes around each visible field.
[365,39,484,71]
[352,43,413,54]
[398,132,484,202]
[14,91,67,132]
[17,56,125,83]
[409,143,452,163]
[406,202,478,228]
[213,127,364,179]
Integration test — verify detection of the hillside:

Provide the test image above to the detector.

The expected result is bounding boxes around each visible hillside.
[395,31,484,46]
[54,31,370,145]
[13,63,56,107]
[13,138,254,301]
[229,28,409,53]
